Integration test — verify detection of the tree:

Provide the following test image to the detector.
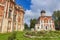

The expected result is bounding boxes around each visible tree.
[58,17,60,28]
[52,10,60,30]
[30,19,37,29]
[52,10,60,20]
[58,17,60,21]
[24,23,29,30]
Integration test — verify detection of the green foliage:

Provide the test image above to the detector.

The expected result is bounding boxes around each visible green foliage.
[30,19,37,28]
[58,17,60,21]
[25,31,47,36]
[0,33,11,40]
[0,31,60,40]
[25,31,60,38]
[54,20,58,26]
[8,32,16,40]
[24,23,29,30]
[53,10,60,18]
[52,10,60,28]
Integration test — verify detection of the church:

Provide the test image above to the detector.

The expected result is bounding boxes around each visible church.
[0,0,24,33]
[35,10,55,31]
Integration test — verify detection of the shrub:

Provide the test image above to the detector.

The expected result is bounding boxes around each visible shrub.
[25,31,47,36]
[8,32,17,40]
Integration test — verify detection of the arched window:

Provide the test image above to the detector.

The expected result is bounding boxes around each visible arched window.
[8,9,12,18]
[13,14,16,22]
[49,20,52,23]
[46,26,47,30]
[41,25,43,29]
[44,20,48,23]
[38,27,39,29]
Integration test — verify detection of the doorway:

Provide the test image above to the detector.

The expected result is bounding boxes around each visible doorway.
[46,26,47,30]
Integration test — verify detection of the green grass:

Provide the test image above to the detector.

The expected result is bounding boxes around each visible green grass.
[0,33,12,40]
[0,31,60,40]
[25,31,60,37]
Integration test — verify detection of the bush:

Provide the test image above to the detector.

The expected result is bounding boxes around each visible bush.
[38,31,47,34]
[8,32,17,40]
[25,31,47,36]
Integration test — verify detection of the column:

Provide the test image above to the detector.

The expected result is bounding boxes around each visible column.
[11,5,15,32]
[1,1,8,33]
[16,13,18,31]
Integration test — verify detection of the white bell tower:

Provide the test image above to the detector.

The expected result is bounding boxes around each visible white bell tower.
[41,10,46,16]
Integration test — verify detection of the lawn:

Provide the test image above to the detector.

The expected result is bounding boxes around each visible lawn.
[0,31,60,40]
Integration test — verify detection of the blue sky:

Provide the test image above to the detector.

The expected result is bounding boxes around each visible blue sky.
[15,0,31,10]
[15,0,60,26]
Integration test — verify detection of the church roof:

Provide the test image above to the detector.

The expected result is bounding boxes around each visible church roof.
[38,16,53,20]
[41,10,46,13]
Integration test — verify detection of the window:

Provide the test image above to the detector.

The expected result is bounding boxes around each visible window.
[41,25,43,29]
[38,27,39,29]
[49,20,51,23]
[50,25,52,30]
[8,9,12,18]
[8,22,11,31]
[13,14,16,22]
[0,6,4,16]
[46,26,47,30]
[50,25,51,27]
[44,20,48,23]
[10,2,13,8]
[53,25,54,28]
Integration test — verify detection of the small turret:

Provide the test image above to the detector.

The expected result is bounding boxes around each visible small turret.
[41,10,46,16]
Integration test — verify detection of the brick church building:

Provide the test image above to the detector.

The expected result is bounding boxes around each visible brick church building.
[0,0,24,33]
[35,10,55,31]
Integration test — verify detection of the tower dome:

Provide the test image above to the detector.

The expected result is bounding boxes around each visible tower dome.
[41,10,46,16]
[41,10,46,13]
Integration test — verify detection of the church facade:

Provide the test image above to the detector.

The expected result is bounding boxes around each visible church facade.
[35,10,55,31]
[0,0,24,33]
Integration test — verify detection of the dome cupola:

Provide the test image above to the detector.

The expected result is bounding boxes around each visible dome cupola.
[41,10,46,16]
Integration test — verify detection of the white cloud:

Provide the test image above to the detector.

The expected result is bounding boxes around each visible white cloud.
[24,10,40,25]
[25,0,60,25]
[55,2,60,10]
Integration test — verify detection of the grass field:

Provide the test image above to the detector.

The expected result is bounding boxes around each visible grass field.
[0,31,60,40]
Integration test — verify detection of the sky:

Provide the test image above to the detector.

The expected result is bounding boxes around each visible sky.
[15,0,60,26]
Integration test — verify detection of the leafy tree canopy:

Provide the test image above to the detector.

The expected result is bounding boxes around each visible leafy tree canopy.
[30,19,37,29]
[24,23,29,30]
[52,10,60,28]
